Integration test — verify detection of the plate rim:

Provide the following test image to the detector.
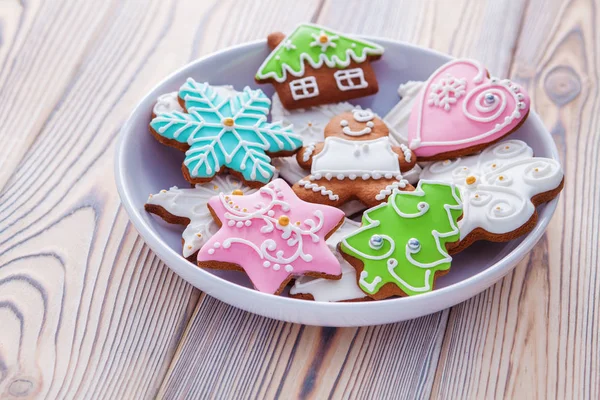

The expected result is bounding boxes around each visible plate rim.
[114,37,560,326]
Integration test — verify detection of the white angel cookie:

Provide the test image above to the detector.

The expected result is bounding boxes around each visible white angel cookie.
[383,81,425,145]
[420,139,565,253]
[145,175,256,258]
[152,85,240,116]
[290,219,368,302]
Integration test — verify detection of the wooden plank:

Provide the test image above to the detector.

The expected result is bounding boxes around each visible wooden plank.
[431,0,598,398]
[0,0,116,192]
[157,1,528,398]
[0,0,318,398]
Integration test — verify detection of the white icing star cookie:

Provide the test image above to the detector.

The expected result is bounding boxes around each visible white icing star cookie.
[290,219,368,302]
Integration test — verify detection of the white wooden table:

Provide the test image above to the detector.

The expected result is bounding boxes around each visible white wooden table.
[0,0,593,398]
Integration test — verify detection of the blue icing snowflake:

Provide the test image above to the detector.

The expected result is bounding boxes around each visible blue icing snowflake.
[151,78,302,183]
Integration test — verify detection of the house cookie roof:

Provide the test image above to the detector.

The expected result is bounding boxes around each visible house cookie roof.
[255,23,384,83]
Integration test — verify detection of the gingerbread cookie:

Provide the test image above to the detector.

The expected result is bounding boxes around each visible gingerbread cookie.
[420,139,564,253]
[197,178,345,295]
[292,109,416,208]
[339,181,463,299]
[408,59,531,160]
[255,23,384,110]
[145,175,256,258]
[270,93,422,186]
[150,79,302,187]
[290,219,369,302]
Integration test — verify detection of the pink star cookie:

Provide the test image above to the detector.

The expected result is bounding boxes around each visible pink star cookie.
[198,178,345,294]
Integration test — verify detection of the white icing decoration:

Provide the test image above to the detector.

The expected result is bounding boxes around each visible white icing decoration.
[383,81,425,145]
[311,137,401,178]
[290,219,366,302]
[352,109,375,122]
[283,40,296,51]
[359,271,382,294]
[289,76,319,100]
[298,179,339,201]
[154,92,183,115]
[216,184,324,266]
[154,86,240,116]
[399,143,412,163]
[342,126,372,136]
[302,142,317,162]
[375,179,409,200]
[427,74,467,111]
[342,181,462,293]
[334,68,368,91]
[146,175,256,257]
[420,140,564,239]
[310,30,339,52]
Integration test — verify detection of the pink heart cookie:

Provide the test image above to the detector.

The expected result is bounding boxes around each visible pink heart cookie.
[408,59,530,160]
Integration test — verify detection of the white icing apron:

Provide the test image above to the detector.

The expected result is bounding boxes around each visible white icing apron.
[311,137,400,177]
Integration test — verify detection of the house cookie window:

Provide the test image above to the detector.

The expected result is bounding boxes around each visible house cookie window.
[334,68,368,91]
[289,77,319,100]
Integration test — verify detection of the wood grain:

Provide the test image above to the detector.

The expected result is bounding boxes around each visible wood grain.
[431,0,594,399]
[0,0,317,398]
[157,1,530,398]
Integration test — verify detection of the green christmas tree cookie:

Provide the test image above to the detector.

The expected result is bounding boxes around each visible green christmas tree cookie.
[339,181,463,299]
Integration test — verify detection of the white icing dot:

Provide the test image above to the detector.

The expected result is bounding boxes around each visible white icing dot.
[267,210,275,217]
[263,261,271,268]
[273,263,281,271]
[228,220,235,226]
[275,55,280,60]
[366,121,374,127]
[349,174,357,180]
[245,220,252,226]
[236,221,244,228]
[214,242,221,248]
[325,173,333,180]
[208,249,215,255]
[285,264,293,272]
[277,192,284,198]
[336,174,345,180]
[340,119,348,127]
[384,173,393,179]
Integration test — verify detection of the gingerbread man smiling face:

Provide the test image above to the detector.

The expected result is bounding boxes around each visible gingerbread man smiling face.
[292,109,417,208]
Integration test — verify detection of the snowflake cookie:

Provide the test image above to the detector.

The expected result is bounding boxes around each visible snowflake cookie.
[145,175,256,258]
[339,181,463,299]
[150,79,303,187]
[420,139,564,253]
[197,178,346,295]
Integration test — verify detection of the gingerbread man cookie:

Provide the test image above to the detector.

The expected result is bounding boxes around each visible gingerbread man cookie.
[292,109,416,208]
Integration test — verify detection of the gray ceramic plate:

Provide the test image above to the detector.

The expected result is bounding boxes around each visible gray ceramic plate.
[115,38,559,326]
